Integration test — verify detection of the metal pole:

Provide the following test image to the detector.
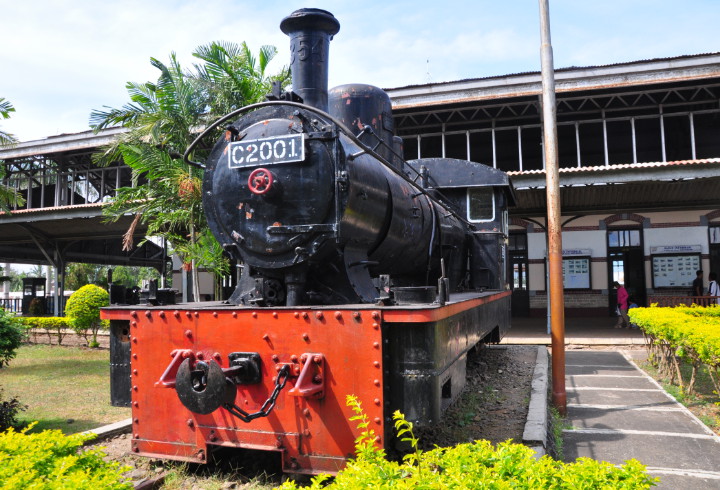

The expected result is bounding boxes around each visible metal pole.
[538,0,566,415]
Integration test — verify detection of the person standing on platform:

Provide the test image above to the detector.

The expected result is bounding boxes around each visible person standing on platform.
[613,281,629,329]
[692,270,704,298]
[708,272,720,305]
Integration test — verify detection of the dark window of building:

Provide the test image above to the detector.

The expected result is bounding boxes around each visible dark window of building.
[710,225,720,280]
[444,132,467,160]
[509,233,527,251]
[635,117,663,162]
[606,120,634,164]
[558,124,578,168]
[420,135,443,158]
[494,128,519,172]
[520,126,543,171]
[469,131,494,167]
[664,115,693,161]
[402,137,418,160]
[607,229,641,248]
[578,122,604,166]
[694,112,720,159]
[710,225,720,245]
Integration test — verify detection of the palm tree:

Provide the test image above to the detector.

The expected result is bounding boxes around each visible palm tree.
[90,43,288,300]
[0,98,17,148]
[192,41,289,116]
[0,98,25,212]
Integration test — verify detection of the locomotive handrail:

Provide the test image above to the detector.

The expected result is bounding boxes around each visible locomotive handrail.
[183,100,478,231]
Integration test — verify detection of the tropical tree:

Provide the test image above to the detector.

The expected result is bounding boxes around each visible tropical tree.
[0,98,25,212]
[64,262,161,290]
[90,42,289,300]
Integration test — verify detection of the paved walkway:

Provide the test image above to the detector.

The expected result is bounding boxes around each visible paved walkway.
[562,350,720,489]
[502,316,645,345]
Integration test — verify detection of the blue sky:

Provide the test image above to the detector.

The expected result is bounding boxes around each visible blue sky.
[1,0,719,142]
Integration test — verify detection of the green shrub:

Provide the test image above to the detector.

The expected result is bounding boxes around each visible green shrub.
[27,297,45,317]
[278,395,658,489]
[0,308,24,368]
[19,317,71,345]
[0,423,131,489]
[64,285,109,347]
[0,387,25,431]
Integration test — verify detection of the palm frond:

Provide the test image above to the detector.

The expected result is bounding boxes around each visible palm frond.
[257,45,278,75]
[0,98,16,119]
[0,98,18,147]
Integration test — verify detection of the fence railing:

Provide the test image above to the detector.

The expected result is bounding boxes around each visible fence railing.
[0,296,67,316]
[648,295,720,307]
[0,298,21,313]
[3,165,133,210]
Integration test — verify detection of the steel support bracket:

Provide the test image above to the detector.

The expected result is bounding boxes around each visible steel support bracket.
[287,353,325,399]
[155,349,195,388]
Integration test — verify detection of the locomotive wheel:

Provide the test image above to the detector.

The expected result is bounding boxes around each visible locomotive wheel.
[175,358,235,415]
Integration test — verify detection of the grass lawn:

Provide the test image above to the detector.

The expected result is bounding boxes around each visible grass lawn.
[0,344,130,434]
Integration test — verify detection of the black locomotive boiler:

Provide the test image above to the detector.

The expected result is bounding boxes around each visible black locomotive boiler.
[104,8,515,475]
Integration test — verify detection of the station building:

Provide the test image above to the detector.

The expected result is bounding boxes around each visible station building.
[2,53,720,317]
[386,53,720,317]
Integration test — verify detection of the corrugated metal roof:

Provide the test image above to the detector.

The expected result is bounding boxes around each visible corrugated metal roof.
[385,52,720,92]
[509,158,720,217]
[507,158,720,177]
[5,202,105,215]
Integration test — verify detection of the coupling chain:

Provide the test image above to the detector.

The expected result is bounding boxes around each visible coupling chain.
[223,364,290,423]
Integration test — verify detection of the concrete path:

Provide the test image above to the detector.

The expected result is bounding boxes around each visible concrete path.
[502,317,645,345]
[562,350,720,489]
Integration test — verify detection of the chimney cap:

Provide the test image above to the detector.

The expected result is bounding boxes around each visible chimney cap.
[280,8,340,36]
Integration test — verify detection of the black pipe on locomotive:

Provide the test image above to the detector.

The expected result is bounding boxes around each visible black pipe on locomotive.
[202,8,486,307]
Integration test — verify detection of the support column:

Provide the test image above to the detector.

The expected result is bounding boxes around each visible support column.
[538,0,566,415]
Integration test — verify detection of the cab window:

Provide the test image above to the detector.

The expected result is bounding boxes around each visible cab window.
[467,188,495,222]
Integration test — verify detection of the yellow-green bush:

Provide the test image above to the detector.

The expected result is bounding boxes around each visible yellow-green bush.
[629,306,720,367]
[19,317,71,345]
[0,424,131,489]
[629,305,720,394]
[64,285,109,347]
[277,396,658,489]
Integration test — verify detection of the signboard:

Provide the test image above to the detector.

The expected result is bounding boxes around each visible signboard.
[650,245,702,254]
[562,256,591,289]
[228,134,305,168]
[652,253,701,288]
[562,248,592,256]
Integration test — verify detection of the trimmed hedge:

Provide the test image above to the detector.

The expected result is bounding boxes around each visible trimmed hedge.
[18,317,72,345]
[0,423,131,489]
[629,305,720,394]
[278,396,658,489]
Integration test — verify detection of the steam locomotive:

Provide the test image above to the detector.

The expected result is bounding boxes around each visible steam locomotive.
[102,8,514,475]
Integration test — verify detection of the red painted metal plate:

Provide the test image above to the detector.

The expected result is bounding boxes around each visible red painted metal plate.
[103,308,384,474]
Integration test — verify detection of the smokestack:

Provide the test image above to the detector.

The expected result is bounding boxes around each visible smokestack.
[280,9,340,111]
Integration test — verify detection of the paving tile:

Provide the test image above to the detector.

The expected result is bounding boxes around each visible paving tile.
[567,406,708,434]
[563,432,720,472]
[567,374,658,389]
[567,387,674,406]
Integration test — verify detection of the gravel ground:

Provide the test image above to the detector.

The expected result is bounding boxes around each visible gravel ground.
[90,344,539,488]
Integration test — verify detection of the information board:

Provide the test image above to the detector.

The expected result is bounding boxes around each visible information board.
[562,257,591,289]
[651,254,701,288]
